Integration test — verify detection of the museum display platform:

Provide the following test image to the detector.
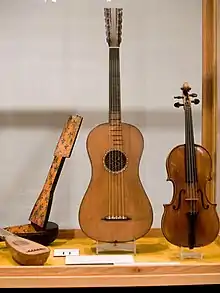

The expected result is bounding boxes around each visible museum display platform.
[0,229,219,288]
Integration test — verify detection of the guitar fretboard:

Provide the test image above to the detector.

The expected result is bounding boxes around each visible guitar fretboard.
[109,47,121,124]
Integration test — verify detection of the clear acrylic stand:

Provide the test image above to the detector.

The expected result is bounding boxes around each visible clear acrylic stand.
[178,246,203,260]
[95,240,136,255]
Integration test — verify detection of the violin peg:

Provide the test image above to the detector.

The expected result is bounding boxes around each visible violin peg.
[189,93,198,98]
[191,98,200,105]
[174,102,184,108]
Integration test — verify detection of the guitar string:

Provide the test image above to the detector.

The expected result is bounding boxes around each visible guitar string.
[112,46,116,219]
[114,10,118,219]
[118,47,125,219]
[111,46,114,219]
[114,47,118,218]
[113,47,117,218]
[108,45,112,219]
[108,10,125,219]
[113,48,118,218]
[116,46,122,219]
[116,46,123,219]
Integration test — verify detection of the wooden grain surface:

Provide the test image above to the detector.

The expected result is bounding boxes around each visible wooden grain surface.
[202,0,218,202]
[0,232,219,288]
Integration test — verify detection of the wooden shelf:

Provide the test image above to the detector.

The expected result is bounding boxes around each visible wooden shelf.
[0,233,220,288]
[0,262,220,288]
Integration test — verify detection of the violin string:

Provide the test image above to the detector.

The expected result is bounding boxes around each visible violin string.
[185,104,190,210]
[187,105,194,213]
[186,97,196,214]
[189,104,197,213]
[185,101,193,214]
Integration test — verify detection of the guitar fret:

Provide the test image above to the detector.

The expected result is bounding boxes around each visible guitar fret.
[109,47,121,125]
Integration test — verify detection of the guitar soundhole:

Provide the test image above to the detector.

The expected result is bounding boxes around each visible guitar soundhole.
[104,150,127,173]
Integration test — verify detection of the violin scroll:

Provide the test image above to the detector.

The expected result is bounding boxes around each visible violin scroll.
[173,82,200,108]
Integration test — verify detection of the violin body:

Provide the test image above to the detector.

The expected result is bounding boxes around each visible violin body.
[78,122,153,243]
[161,144,219,248]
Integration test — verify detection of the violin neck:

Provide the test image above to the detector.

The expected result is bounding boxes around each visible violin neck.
[184,106,197,183]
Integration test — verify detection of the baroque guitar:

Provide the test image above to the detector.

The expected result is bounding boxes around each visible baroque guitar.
[78,8,153,243]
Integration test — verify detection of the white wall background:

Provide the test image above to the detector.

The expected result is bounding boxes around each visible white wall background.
[0,0,202,229]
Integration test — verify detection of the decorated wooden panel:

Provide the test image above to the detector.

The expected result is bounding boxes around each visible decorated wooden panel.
[29,115,83,228]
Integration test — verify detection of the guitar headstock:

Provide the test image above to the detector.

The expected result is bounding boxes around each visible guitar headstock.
[104,8,123,47]
[173,82,200,109]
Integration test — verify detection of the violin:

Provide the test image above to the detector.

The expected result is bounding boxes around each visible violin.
[161,82,219,249]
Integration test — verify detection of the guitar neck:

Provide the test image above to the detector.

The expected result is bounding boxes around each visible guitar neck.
[109,47,121,124]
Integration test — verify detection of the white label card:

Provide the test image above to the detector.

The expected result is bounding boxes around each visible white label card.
[53,249,80,257]
[65,254,134,265]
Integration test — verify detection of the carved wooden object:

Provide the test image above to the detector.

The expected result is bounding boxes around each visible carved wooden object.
[29,114,83,228]
[0,228,50,266]
[3,115,83,246]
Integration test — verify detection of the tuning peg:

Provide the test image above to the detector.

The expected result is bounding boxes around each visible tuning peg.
[174,96,183,99]
[191,98,200,105]
[189,93,198,98]
[174,102,184,108]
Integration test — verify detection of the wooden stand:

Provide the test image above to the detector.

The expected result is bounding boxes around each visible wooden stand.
[94,240,137,255]
[178,247,203,260]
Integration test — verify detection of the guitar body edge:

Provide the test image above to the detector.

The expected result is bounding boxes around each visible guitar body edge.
[78,122,153,243]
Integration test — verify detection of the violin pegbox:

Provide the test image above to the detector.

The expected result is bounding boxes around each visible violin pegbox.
[104,8,123,47]
[174,82,200,109]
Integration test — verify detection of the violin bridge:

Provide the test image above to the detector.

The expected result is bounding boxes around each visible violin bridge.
[185,198,199,201]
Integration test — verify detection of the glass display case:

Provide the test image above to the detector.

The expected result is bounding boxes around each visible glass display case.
[0,0,219,288]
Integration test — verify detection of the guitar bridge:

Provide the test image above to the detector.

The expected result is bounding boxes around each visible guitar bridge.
[102,215,131,221]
